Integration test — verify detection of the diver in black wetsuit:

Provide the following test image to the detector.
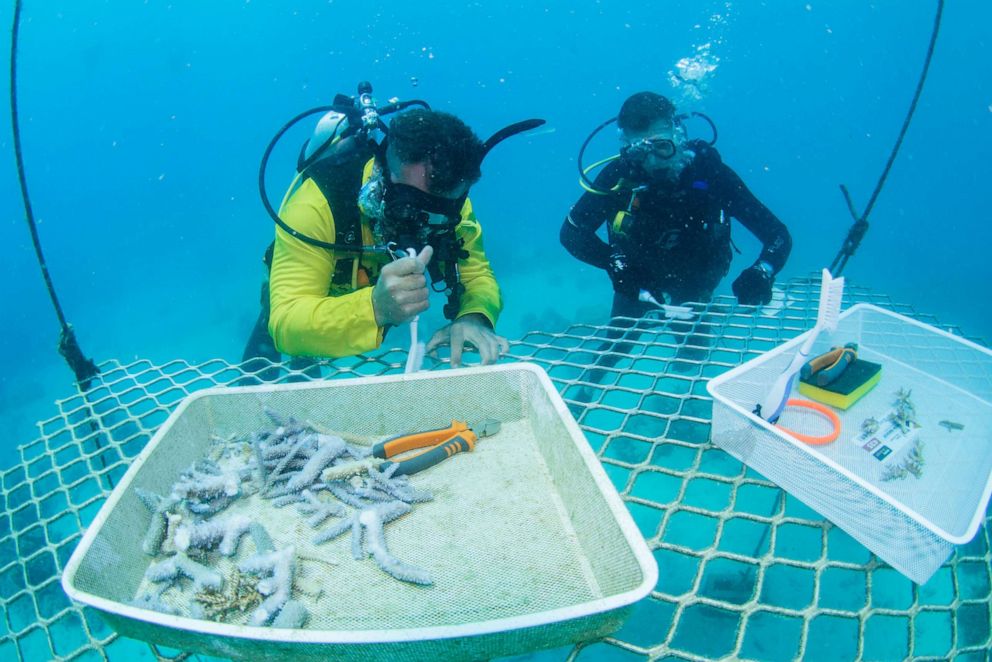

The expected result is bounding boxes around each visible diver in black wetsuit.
[561,92,792,383]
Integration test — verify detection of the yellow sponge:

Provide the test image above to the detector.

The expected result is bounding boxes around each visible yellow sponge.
[798,359,882,410]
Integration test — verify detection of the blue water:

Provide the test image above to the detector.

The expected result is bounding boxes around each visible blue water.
[0,3,991,657]
[2,1,991,462]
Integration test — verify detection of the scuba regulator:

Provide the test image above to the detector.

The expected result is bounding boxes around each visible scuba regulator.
[258,81,430,252]
[377,168,474,319]
[258,81,545,320]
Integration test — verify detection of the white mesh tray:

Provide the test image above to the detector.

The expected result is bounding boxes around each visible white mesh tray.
[61,363,656,661]
[708,303,992,584]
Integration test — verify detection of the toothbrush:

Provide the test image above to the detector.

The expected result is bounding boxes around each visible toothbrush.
[755,268,845,423]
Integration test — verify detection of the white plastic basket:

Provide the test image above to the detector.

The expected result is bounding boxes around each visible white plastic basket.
[62,363,656,661]
[708,304,992,584]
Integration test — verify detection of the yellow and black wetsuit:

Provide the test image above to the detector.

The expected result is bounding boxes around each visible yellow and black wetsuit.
[268,159,502,358]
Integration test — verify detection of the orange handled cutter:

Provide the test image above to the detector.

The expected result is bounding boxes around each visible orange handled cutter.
[371,418,501,476]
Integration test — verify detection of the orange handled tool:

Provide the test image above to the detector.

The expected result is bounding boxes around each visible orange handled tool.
[372,421,470,459]
[800,342,857,387]
[372,419,500,476]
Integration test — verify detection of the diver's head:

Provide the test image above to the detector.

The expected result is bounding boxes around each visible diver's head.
[386,108,483,198]
[365,109,485,250]
[617,92,689,182]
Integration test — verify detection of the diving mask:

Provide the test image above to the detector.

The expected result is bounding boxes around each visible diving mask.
[620,136,678,163]
[380,179,466,251]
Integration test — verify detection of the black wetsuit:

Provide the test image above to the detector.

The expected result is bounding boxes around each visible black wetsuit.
[561,139,792,387]
[561,139,791,318]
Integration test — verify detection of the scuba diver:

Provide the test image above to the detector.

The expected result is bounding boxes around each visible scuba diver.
[242,82,543,378]
[561,91,792,383]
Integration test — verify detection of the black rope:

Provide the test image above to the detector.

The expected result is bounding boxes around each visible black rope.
[10,0,99,390]
[830,0,944,276]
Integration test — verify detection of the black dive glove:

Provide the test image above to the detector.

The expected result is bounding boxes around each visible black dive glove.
[607,250,639,298]
[732,262,774,306]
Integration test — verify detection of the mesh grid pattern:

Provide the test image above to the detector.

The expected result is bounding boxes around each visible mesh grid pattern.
[1,275,990,661]
[69,368,646,645]
[709,303,992,546]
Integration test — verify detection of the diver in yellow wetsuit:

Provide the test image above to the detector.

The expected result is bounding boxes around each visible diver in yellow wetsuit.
[243,98,537,374]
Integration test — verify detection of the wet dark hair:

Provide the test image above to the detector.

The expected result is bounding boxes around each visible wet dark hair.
[617,92,677,133]
[388,109,485,195]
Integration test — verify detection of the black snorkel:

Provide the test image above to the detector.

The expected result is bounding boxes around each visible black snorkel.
[577,111,718,195]
[440,117,546,318]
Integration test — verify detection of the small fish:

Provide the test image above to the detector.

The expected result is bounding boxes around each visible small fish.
[938,420,964,432]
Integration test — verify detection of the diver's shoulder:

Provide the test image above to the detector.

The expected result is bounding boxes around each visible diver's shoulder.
[286,178,332,212]
[279,178,335,237]
[687,139,723,168]
[594,158,624,186]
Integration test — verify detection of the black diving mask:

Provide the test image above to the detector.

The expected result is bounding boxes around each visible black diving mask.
[620,136,678,164]
[381,179,467,252]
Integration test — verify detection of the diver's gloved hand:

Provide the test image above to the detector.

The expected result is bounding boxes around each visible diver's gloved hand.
[372,246,433,327]
[425,313,510,369]
[607,251,639,298]
[732,262,774,306]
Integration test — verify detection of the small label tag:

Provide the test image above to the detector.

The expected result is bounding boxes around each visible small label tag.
[854,423,919,465]
[873,446,893,461]
[882,426,919,463]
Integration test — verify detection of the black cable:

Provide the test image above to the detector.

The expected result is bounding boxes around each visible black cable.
[738,1,949,567]
[830,0,945,276]
[10,0,99,390]
[11,1,62,327]
[12,1,110,487]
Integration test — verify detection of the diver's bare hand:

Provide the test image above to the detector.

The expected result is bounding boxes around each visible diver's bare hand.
[372,246,433,327]
[425,313,509,369]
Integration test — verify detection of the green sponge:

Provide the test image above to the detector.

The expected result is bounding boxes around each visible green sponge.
[798,359,882,410]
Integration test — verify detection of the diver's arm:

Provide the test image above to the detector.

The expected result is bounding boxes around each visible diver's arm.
[717,162,792,272]
[559,163,622,269]
[560,215,611,269]
[268,182,384,357]
[452,201,502,328]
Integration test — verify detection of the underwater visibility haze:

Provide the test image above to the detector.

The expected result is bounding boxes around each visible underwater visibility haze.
[3,1,991,451]
[1,1,991,660]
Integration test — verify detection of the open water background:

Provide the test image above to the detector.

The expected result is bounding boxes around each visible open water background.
[1,0,990,469]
